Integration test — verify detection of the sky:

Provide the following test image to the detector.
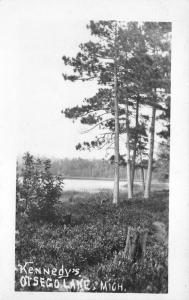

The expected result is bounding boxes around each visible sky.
[14,17,103,159]
[14,16,159,160]
[16,20,103,159]
[0,0,184,160]
[1,1,123,159]
[0,5,126,160]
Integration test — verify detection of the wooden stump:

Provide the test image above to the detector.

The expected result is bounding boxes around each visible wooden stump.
[123,226,148,262]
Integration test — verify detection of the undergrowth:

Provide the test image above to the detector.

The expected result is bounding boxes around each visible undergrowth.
[15,190,169,293]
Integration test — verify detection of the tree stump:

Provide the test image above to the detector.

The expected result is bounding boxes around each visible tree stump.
[123,226,148,262]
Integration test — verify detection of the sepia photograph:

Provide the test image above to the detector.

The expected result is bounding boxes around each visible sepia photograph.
[0,0,189,299]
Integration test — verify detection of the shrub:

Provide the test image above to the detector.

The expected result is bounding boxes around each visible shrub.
[88,243,168,293]
[15,190,168,292]
[17,152,64,222]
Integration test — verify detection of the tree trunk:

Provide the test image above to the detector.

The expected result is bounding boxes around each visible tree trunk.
[125,95,133,199]
[131,97,139,193]
[123,226,148,262]
[139,152,145,193]
[141,167,145,193]
[113,28,119,204]
[144,106,156,199]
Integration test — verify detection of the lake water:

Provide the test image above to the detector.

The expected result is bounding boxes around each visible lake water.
[63,178,169,193]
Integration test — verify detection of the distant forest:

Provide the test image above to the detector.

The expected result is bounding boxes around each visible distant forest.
[51,158,129,179]
[50,158,166,181]
[17,156,168,182]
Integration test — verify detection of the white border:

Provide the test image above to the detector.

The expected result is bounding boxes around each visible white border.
[0,0,189,299]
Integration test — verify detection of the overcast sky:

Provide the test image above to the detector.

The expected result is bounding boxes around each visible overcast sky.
[1,1,132,160]
[1,2,144,160]
[0,2,163,160]
[0,0,187,161]
[15,18,104,159]
[8,12,106,159]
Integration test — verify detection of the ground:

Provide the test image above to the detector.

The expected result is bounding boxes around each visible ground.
[15,189,169,293]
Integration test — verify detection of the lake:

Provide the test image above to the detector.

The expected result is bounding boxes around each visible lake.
[63,178,169,193]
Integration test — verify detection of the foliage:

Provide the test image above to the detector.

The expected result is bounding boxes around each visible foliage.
[154,139,170,180]
[17,154,168,185]
[15,190,168,292]
[17,152,64,221]
[88,243,168,293]
[18,156,152,180]
[61,21,171,198]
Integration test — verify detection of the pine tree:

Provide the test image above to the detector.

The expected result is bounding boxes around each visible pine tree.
[142,22,171,199]
[61,21,171,201]
[62,21,125,203]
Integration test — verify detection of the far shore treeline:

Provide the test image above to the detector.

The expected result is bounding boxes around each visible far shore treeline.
[17,156,168,182]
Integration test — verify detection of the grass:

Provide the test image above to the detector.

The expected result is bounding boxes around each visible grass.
[15,189,169,293]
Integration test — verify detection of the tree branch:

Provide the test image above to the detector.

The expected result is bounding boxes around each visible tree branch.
[81,118,114,134]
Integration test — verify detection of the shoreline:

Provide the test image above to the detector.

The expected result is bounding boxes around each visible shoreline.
[63,176,169,184]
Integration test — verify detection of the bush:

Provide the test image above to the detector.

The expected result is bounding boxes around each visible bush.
[17,152,64,222]
[88,243,168,293]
